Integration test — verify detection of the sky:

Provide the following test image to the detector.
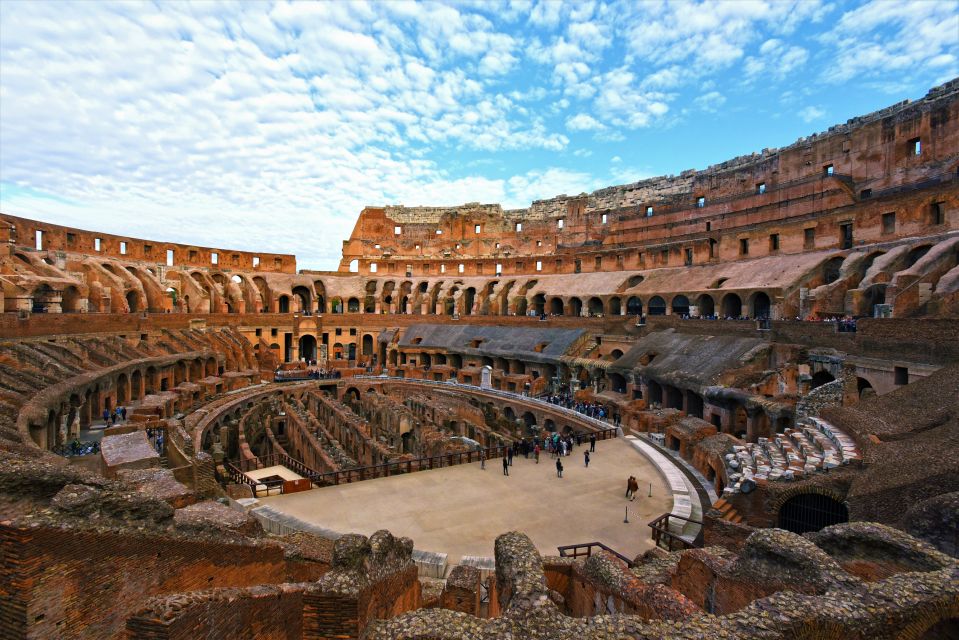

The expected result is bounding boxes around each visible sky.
[1,1,957,271]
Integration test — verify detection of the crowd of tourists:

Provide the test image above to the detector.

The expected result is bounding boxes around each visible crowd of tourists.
[101,405,127,425]
[543,393,621,426]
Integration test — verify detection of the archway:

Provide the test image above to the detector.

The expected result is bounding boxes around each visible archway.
[609,373,627,393]
[362,334,374,357]
[608,297,621,315]
[125,290,139,313]
[532,293,546,315]
[463,287,476,315]
[810,370,835,390]
[696,294,715,317]
[777,493,848,534]
[549,297,564,315]
[292,286,312,312]
[626,296,643,315]
[721,293,742,318]
[347,297,360,313]
[857,377,875,400]
[587,297,604,316]
[671,295,690,316]
[569,297,583,317]
[278,295,290,313]
[298,335,317,362]
[751,291,771,319]
[647,296,666,316]
[116,373,129,404]
[61,286,82,313]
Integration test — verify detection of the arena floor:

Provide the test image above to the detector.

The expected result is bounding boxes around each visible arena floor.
[258,437,672,562]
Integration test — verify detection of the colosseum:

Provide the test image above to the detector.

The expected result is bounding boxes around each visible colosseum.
[1,80,957,639]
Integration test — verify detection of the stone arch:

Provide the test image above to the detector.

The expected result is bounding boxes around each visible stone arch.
[608,296,621,315]
[670,295,690,316]
[569,297,583,317]
[696,293,715,317]
[857,376,875,400]
[750,291,771,319]
[515,297,528,316]
[721,293,742,318]
[347,297,360,313]
[130,369,142,401]
[278,295,291,313]
[531,293,546,315]
[549,297,564,315]
[587,296,604,316]
[362,334,374,357]
[116,373,129,404]
[609,372,627,393]
[298,334,317,361]
[626,296,643,315]
[810,370,835,389]
[292,286,312,312]
[125,290,140,313]
[775,489,849,534]
[61,285,82,313]
[521,411,537,429]
[648,295,667,316]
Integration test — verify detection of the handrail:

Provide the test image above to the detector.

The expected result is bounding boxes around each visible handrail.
[557,541,635,567]
[648,512,703,552]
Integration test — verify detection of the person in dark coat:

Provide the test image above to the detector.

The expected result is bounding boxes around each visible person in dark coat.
[589,434,596,452]
[584,451,590,467]
[556,458,564,478]
[502,456,509,476]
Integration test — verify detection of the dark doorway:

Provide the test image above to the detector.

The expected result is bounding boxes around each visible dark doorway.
[778,493,849,534]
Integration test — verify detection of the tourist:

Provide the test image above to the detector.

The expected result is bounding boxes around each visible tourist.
[629,477,639,501]
[584,450,590,467]
[502,456,509,476]
[589,434,596,452]
[480,449,486,470]
[556,458,563,478]
[626,475,635,499]
[534,444,540,463]
[507,446,514,466]
[120,406,127,420]
[102,408,109,424]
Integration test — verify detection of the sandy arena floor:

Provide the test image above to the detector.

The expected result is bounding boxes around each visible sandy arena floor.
[259,437,671,562]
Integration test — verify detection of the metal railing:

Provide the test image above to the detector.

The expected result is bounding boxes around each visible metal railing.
[648,513,702,552]
[557,541,634,567]
[352,376,625,433]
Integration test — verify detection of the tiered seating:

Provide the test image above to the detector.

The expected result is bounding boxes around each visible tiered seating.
[722,418,861,494]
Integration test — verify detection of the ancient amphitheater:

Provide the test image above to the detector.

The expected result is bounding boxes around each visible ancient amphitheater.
[1,80,958,639]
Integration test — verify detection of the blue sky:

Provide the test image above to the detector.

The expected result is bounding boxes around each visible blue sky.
[1,1,957,270]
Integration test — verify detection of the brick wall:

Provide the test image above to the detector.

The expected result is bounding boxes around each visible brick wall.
[126,584,310,640]
[1,522,291,640]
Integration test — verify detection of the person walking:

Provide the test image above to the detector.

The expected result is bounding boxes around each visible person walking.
[556,458,563,478]
[534,444,540,464]
[480,449,486,470]
[121,406,127,421]
[502,456,509,476]
[102,408,110,424]
[626,475,635,499]
[584,450,590,467]
[507,446,514,466]
[589,434,596,452]
[628,477,639,501]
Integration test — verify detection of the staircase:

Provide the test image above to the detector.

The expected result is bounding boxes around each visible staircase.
[712,497,744,524]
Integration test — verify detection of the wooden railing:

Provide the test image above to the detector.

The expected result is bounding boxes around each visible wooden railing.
[557,541,634,567]
[648,513,702,552]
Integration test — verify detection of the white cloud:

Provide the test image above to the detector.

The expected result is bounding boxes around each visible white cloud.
[694,91,727,112]
[566,113,606,131]
[798,105,826,122]
[818,1,959,85]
